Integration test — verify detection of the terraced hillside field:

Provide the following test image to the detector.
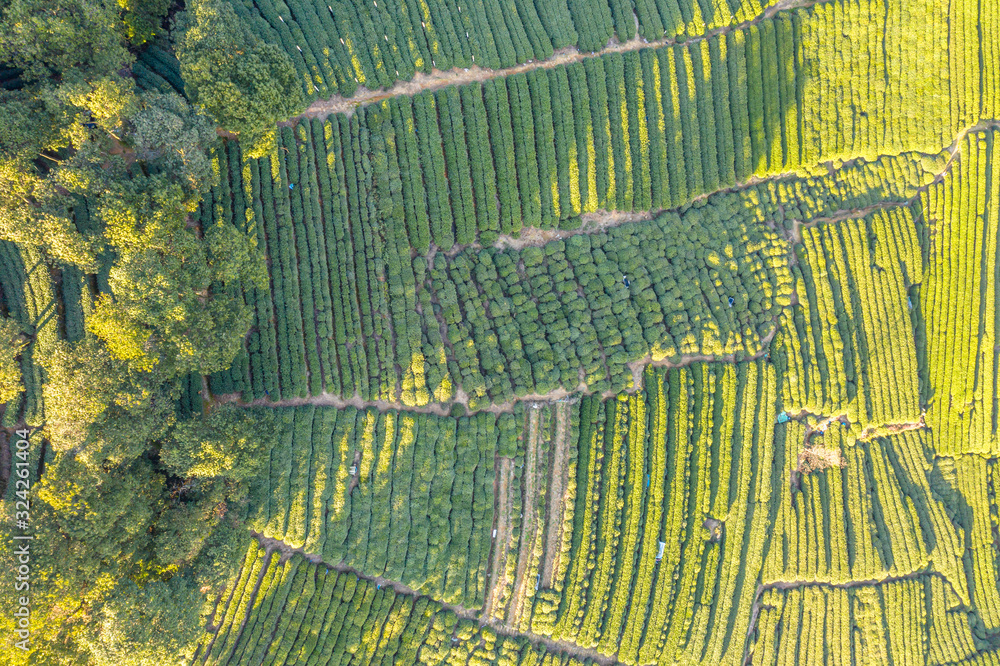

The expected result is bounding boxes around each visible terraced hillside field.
[1,0,1000,663]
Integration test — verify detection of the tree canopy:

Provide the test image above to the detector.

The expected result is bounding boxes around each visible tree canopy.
[161,404,274,481]
[175,0,304,150]
[0,0,272,662]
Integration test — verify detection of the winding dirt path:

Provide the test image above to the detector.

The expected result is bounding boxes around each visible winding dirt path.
[221,326,783,417]
[492,211,655,251]
[286,0,819,124]
[798,200,910,229]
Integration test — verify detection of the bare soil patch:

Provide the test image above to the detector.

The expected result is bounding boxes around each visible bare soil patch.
[493,211,654,251]
[507,405,542,628]
[483,457,515,620]
[796,445,846,473]
[540,402,570,587]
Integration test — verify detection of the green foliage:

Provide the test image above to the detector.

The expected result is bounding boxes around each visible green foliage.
[0,89,99,270]
[161,405,274,481]
[42,338,176,465]
[0,0,996,663]
[0,317,25,404]
[0,0,132,83]
[175,0,304,139]
[250,406,496,606]
[195,552,592,666]
[118,0,171,46]
[778,208,922,430]
[919,132,1000,454]
[78,577,202,666]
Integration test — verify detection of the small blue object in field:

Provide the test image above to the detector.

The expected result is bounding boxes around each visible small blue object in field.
[289,183,295,189]
[728,296,735,307]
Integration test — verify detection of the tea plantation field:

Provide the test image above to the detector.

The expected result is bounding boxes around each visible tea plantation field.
[1,0,999,662]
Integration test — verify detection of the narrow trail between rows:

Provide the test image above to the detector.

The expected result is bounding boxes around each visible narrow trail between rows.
[286,0,819,123]
[507,406,543,629]
[482,457,515,620]
[221,337,774,417]
[247,532,620,665]
[541,401,571,588]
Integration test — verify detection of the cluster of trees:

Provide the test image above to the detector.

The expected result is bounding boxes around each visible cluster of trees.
[175,0,304,155]
[753,577,985,665]
[0,397,273,664]
[919,132,1000,455]
[0,0,295,661]
[246,405,513,607]
[535,363,775,665]
[198,549,593,666]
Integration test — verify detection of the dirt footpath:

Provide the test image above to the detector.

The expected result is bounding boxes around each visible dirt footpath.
[483,457,515,620]
[507,405,543,628]
[540,402,570,588]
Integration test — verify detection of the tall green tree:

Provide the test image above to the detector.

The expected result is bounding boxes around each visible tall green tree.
[161,405,274,481]
[66,92,267,376]
[79,577,203,666]
[0,0,132,83]
[42,339,177,465]
[117,0,172,45]
[175,0,304,151]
